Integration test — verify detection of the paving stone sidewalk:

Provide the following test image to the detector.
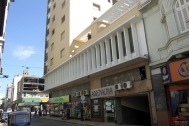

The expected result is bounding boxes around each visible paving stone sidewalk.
[40,115,126,126]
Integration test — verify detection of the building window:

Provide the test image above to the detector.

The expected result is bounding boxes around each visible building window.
[93,3,100,11]
[52,29,55,35]
[60,48,65,58]
[93,17,97,20]
[61,31,65,40]
[50,58,54,65]
[61,15,65,23]
[52,15,55,22]
[128,27,134,53]
[108,0,110,2]
[53,3,56,9]
[175,0,189,33]
[62,1,65,8]
[51,43,54,50]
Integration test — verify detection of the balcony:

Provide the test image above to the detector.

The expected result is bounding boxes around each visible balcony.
[47,13,50,19]
[48,1,51,8]
[47,23,50,30]
[45,61,48,66]
[46,48,48,53]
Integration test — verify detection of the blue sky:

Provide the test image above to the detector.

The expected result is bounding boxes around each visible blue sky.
[0,0,47,97]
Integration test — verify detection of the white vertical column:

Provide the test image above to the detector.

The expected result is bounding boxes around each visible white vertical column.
[81,54,84,76]
[123,27,131,59]
[84,52,88,75]
[110,35,117,64]
[68,60,71,81]
[105,38,111,66]
[80,54,83,77]
[131,23,139,56]
[95,44,100,70]
[87,50,92,74]
[74,58,77,79]
[117,31,124,62]
[62,65,64,83]
[91,47,96,72]
[77,56,80,78]
[100,42,106,68]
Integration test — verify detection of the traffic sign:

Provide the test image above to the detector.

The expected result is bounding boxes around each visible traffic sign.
[81,95,85,101]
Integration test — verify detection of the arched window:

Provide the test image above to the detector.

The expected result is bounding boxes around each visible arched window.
[175,0,189,33]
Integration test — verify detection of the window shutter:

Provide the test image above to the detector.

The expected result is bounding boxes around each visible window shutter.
[178,10,185,31]
[182,8,189,30]
[180,0,185,5]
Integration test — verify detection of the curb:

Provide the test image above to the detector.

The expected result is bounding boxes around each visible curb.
[40,117,99,126]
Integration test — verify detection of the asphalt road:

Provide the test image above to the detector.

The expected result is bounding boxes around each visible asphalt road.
[31,117,79,126]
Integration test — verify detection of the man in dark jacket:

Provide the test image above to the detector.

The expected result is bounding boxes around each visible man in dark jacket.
[67,107,70,119]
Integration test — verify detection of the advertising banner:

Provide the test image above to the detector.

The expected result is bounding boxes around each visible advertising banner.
[91,85,115,99]
[169,58,189,82]
[160,64,171,84]
[49,95,70,103]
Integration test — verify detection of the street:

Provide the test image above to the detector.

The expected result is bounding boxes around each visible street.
[0,118,79,126]
[31,117,79,126]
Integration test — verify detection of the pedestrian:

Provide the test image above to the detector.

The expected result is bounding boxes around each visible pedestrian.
[66,107,70,119]
[0,110,2,120]
[45,108,48,116]
[80,105,84,121]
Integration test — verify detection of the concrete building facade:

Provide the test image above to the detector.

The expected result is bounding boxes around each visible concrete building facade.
[43,0,157,125]
[138,0,189,125]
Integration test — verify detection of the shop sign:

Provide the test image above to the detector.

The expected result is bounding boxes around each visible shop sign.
[50,95,69,103]
[160,64,171,84]
[169,58,189,82]
[91,85,115,99]
[91,99,101,118]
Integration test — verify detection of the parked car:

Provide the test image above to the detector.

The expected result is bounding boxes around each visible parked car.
[0,112,8,123]
[7,108,12,113]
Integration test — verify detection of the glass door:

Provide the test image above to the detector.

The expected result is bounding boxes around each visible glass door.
[104,99,115,122]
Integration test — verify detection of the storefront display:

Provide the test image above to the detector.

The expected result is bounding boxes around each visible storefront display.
[91,99,101,118]
[162,58,189,125]
[49,95,70,116]
[64,101,91,119]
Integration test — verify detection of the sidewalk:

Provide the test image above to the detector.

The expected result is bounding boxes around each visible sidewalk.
[40,115,142,126]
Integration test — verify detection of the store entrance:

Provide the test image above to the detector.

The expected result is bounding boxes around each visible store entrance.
[104,99,115,123]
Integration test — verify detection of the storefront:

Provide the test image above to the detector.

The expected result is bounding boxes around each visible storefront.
[67,95,91,119]
[161,58,189,125]
[49,95,70,116]
[91,85,115,122]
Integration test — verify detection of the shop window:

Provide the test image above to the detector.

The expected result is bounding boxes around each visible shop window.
[169,90,189,117]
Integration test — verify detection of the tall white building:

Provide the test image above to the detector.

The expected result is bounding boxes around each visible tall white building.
[11,74,23,101]
[0,0,14,74]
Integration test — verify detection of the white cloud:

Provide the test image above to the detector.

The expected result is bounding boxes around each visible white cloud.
[12,45,36,60]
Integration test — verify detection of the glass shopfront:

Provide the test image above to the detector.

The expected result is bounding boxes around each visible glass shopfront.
[64,101,91,119]
[167,84,189,125]
[104,99,115,122]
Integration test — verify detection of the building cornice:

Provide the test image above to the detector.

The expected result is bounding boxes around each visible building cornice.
[138,0,159,13]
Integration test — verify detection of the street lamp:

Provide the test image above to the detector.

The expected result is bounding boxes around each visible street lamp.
[0,75,9,78]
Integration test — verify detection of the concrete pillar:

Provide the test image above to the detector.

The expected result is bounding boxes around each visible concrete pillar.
[100,41,106,68]
[117,31,124,62]
[115,97,122,124]
[123,27,131,59]
[131,23,139,56]
[110,35,118,65]
[105,38,111,66]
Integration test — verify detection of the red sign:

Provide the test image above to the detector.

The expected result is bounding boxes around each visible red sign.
[169,58,189,82]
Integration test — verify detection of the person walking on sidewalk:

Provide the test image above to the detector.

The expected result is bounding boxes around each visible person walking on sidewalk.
[66,107,70,119]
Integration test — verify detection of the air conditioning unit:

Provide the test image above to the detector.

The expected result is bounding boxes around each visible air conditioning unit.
[83,90,90,95]
[122,81,133,89]
[75,92,80,97]
[78,91,83,96]
[114,83,122,90]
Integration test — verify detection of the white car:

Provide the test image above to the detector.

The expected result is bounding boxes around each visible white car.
[7,108,12,113]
